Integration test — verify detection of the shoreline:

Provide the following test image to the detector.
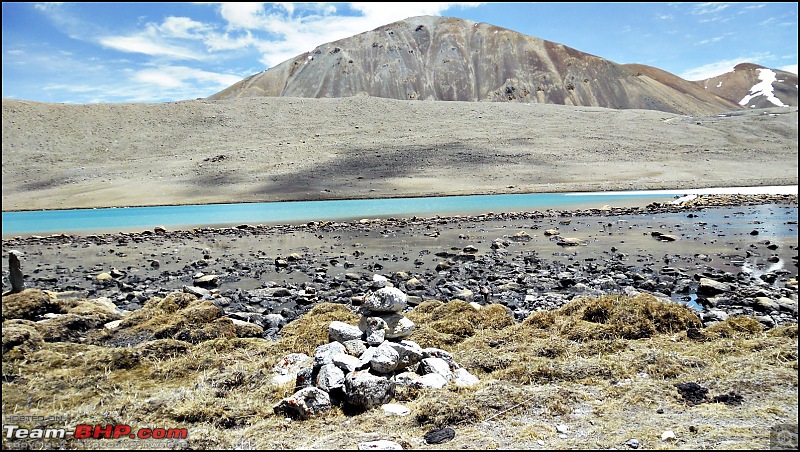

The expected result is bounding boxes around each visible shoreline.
[2,184,798,214]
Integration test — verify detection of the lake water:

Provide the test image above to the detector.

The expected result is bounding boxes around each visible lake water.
[2,186,796,236]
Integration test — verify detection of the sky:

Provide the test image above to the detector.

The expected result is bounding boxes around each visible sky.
[2,2,798,104]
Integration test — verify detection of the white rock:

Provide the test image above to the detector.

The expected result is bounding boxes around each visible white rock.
[661,430,676,441]
[419,357,453,381]
[363,287,408,313]
[332,352,362,373]
[329,320,363,343]
[271,353,313,385]
[381,403,411,416]
[453,368,480,387]
[358,440,403,450]
[415,373,448,389]
[370,341,400,374]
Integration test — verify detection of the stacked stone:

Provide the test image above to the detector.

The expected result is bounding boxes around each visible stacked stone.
[272,286,479,420]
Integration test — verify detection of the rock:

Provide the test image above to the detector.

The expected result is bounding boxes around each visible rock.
[272,353,313,385]
[344,370,396,410]
[381,313,415,339]
[314,341,347,367]
[661,430,676,441]
[511,230,532,241]
[451,287,474,301]
[414,373,449,389]
[452,368,480,387]
[381,403,411,416]
[358,440,403,450]
[370,341,401,374]
[752,297,780,313]
[343,339,368,357]
[386,341,424,370]
[329,320,364,343]
[776,297,798,314]
[419,357,453,381]
[273,387,332,419]
[557,237,587,246]
[359,315,388,335]
[697,278,731,296]
[424,427,455,444]
[104,319,123,330]
[333,352,363,373]
[193,274,220,288]
[625,438,640,449]
[182,285,211,299]
[363,287,408,313]
[8,251,24,294]
[656,234,678,242]
[316,363,345,392]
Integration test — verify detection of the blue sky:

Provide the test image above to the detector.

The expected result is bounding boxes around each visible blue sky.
[2,2,797,104]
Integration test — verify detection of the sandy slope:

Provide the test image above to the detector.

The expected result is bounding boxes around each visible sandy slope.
[1,97,797,211]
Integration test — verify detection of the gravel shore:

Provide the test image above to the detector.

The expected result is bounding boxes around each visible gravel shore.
[4,194,797,336]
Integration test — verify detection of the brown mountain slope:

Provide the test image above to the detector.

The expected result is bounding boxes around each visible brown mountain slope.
[694,62,798,109]
[208,15,740,115]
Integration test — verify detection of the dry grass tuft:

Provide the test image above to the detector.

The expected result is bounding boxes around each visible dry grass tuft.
[276,302,359,355]
[553,294,703,340]
[768,324,798,339]
[93,294,261,347]
[703,316,764,340]
[406,299,515,348]
[2,319,44,359]
[1,289,66,321]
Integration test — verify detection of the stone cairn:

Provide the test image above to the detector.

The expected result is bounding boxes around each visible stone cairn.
[272,286,479,419]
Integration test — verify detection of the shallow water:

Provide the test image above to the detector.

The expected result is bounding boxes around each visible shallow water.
[2,191,675,236]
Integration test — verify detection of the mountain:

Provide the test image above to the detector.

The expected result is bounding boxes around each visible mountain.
[208,15,742,115]
[693,63,798,109]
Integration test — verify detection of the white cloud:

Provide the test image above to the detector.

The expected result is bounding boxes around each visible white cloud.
[778,64,797,74]
[133,65,243,89]
[697,34,729,45]
[157,16,212,38]
[204,30,259,52]
[212,2,485,68]
[680,57,767,81]
[42,83,98,93]
[692,3,731,15]
[99,35,202,60]
[33,2,63,12]
[218,3,270,30]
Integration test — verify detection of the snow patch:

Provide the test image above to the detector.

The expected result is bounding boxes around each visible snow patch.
[739,69,787,107]
[716,81,722,88]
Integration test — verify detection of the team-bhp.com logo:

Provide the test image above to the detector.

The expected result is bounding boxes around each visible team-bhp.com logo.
[4,424,188,440]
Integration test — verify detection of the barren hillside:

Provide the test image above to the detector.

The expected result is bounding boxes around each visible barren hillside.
[2,97,797,211]
[208,16,741,116]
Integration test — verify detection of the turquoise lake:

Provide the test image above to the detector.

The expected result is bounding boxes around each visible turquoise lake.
[2,191,680,236]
